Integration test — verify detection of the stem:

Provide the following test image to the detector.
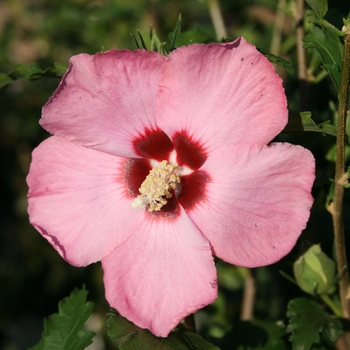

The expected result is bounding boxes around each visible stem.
[320,294,342,317]
[331,29,350,320]
[240,269,256,320]
[270,0,286,56]
[294,0,309,110]
[208,0,227,40]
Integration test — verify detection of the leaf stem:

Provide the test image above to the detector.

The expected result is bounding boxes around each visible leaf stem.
[330,27,350,321]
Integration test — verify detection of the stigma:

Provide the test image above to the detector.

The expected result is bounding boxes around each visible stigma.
[131,160,181,212]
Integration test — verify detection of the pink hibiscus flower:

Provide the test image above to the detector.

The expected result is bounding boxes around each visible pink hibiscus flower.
[27,37,315,337]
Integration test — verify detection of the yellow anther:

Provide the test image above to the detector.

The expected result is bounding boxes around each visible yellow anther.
[131,160,180,212]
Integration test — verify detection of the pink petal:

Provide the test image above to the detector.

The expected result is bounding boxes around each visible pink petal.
[156,37,287,152]
[102,205,217,337]
[27,136,144,266]
[187,143,315,267]
[41,50,166,158]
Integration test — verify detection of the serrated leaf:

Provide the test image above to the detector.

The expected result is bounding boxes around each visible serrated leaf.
[107,311,219,350]
[30,288,95,350]
[258,49,294,75]
[286,298,343,350]
[305,0,328,18]
[283,112,337,137]
[303,26,343,91]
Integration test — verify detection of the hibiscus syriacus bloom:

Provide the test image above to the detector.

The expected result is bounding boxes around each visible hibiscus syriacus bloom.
[27,37,314,337]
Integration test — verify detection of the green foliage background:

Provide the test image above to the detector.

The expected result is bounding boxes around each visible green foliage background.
[1,0,350,349]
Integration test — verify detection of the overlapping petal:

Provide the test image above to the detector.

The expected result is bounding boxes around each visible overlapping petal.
[41,50,166,158]
[27,136,144,266]
[102,205,217,337]
[156,37,287,152]
[26,37,316,338]
[187,143,315,267]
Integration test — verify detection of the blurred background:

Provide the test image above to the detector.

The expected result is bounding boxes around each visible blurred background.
[1,0,350,349]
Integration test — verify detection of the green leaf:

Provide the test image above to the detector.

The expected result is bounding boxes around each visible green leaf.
[303,26,343,91]
[150,28,165,53]
[42,62,68,78]
[286,298,343,350]
[130,33,141,49]
[258,49,294,75]
[170,14,182,51]
[30,288,95,350]
[0,62,67,89]
[138,30,148,50]
[217,320,288,350]
[0,73,13,89]
[170,28,215,46]
[107,310,220,349]
[305,0,328,19]
[283,112,337,137]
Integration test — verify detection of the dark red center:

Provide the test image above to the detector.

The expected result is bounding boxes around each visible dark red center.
[123,129,210,218]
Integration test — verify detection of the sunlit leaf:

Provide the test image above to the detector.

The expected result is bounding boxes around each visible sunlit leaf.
[303,26,343,91]
[282,112,337,137]
[107,310,219,349]
[286,298,343,350]
[29,288,95,350]
[258,49,294,74]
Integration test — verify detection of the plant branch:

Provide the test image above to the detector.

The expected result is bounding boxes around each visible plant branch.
[330,27,350,321]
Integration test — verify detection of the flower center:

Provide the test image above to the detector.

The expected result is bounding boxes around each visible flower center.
[131,160,180,212]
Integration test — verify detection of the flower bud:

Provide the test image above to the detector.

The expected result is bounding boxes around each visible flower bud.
[293,245,336,295]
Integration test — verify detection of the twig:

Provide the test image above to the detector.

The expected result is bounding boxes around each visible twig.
[240,269,256,320]
[208,0,227,40]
